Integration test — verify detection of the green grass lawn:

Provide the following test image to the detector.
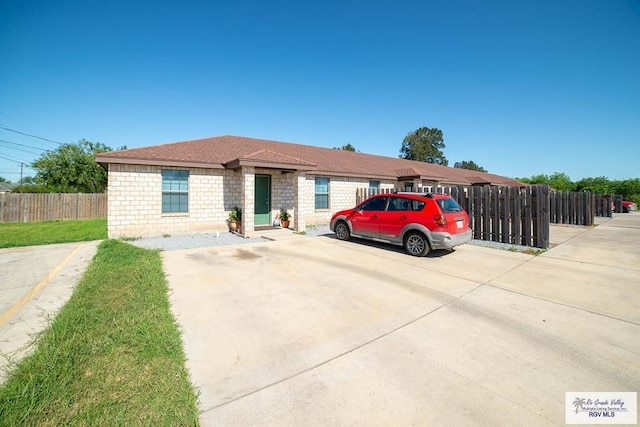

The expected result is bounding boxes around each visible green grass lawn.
[0,239,200,425]
[0,218,107,249]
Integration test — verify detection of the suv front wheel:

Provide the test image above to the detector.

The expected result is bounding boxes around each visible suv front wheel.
[404,231,430,257]
[334,221,351,241]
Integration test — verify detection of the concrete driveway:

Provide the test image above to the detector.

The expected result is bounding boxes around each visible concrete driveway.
[163,214,640,426]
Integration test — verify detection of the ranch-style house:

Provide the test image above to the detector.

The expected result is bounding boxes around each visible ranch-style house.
[95,135,522,238]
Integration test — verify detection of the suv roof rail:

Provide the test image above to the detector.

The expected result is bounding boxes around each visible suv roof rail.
[395,191,433,198]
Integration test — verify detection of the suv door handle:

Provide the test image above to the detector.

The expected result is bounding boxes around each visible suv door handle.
[400,215,407,220]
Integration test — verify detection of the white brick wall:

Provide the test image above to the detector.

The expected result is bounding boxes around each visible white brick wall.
[302,175,395,224]
[107,164,236,238]
[106,164,399,238]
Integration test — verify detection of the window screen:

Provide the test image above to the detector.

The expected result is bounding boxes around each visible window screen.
[315,177,329,209]
[162,170,189,213]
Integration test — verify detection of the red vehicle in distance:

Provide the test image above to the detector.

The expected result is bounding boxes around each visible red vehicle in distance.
[623,201,637,213]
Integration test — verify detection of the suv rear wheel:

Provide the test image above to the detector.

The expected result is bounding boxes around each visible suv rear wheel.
[404,231,430,257]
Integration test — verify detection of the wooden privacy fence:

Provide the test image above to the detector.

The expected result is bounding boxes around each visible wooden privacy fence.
[550,191,593,225]
[356,185,550,248]
[356,185,624,249]
[549,191,618,225]
[460,185,550,249]
[0,193,107,223]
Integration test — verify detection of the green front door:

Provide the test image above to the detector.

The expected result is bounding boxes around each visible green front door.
[254,175,271,226]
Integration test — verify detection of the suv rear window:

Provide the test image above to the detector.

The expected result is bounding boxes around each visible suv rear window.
[387,197,409,211]
[387,197,426,211]
[410,200,425,211]
[436,198,462,213]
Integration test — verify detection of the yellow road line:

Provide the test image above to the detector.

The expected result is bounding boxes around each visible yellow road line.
[0,244,84,328]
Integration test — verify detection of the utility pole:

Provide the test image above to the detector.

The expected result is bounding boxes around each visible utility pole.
[20,162,24,184]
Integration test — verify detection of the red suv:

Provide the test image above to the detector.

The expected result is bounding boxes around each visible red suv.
[330,192,472,256]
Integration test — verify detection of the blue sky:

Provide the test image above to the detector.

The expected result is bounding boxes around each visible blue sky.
[1,0,639,184]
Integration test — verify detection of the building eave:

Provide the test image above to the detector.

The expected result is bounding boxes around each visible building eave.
[96,156,225,169]
[224,158,317,171]
[311,170,399,180]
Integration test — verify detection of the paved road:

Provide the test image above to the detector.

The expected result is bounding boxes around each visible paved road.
[163,214,640,426]
[0,241,100,382]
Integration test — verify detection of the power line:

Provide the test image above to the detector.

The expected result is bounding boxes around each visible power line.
[0,165,33,172]
[0,126,66,145]
[0,148,36,162]
[0,110,39,135]
[0,142,46,159]
[0,141,45,158]
[0,146,42,157]
[0,138,47,152]
[0,154,29,164]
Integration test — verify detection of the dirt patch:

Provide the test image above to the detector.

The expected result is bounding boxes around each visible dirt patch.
[233,248,261,260]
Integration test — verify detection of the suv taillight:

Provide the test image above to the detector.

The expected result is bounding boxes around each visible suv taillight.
[433,215,447,225]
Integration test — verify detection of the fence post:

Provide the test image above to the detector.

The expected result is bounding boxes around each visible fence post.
[532,186,538,247]
[21,194,28,223]
[536,185,550,249]
[456,186,468,213]
[511,186,521,245]
[521,186,531,246]
[614,194,623,213]
[498,186,507,243]
[576,192,582,225]
[480,187,489,241]
[472,187,482,240]
[0,193,5,223]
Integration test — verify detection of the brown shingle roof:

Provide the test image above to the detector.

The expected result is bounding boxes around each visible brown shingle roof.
[225,149,317,170]
[96,135,523,186]
[394,167,447,181]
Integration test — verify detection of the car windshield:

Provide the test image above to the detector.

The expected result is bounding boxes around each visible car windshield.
[437,198,462,213]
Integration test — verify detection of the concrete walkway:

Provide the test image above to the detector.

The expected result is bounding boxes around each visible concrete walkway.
[0,241,100,382]
[163,213,640,426]
[495,215,640,324]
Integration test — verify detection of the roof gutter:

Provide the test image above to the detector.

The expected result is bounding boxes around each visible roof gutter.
[95,156,225,169]
[224,158,317,171]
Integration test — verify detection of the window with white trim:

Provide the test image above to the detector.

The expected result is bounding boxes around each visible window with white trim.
[315,177,329,209]
[162,170,189,213]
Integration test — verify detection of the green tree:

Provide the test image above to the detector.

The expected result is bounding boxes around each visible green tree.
[0,176,10,184]
[400,127,448,166]
[516,174,549,185]
[613,178,640,204]
[21,176,37,184]
[11,184,49,193]
[31,139,113,193]
[575,176,615,195]
[453,160,487,172]
[548,172,575,191]
[333,143,357,151]
[528,174,550,185]
[515,174,640,203]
